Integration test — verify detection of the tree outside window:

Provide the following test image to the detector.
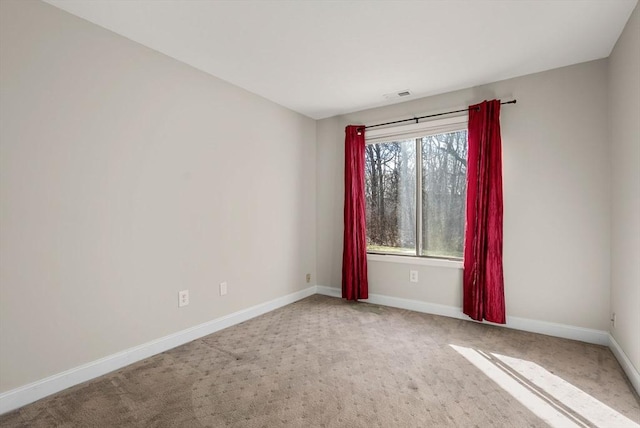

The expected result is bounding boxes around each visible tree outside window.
[365,129,467,259]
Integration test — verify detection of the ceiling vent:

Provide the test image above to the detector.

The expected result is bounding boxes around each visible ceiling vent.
[383,90,412,100]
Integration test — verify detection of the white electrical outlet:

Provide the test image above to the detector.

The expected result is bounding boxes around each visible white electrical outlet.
[220,281,228,296]
[306,273,311,283]
[178,289,189,307]
[410,270,418,283]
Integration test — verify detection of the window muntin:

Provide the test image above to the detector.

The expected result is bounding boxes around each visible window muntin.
[365,123,468,260]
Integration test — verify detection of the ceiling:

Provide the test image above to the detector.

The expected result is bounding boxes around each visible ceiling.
[44,0,637,120]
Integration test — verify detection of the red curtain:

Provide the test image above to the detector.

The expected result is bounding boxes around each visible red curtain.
[342,125,368,301]
[463,100,505,323]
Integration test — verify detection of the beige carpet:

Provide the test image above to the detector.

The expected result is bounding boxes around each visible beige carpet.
[1,295,638,427]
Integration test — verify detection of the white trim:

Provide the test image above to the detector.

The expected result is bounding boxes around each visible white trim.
[367,253,463,269]
[504,315,609,346]
[316,285,341,298]
[315,286,609,346]
[318,286,635,393]
[0,286,316,415]
[608,334,640,395]
[3,285,633,415]
[365,114,468,144]
[366,291,465,319]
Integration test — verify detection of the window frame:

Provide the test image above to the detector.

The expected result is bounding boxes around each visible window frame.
[365,114,469,261]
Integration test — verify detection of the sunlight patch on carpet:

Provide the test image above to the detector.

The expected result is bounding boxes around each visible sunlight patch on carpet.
[450,344,639,428]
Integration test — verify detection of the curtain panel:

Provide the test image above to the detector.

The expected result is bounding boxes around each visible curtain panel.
[463,100,506,324]
[342,125,369,301]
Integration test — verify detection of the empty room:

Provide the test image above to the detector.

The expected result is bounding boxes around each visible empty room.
[0,0,638,426]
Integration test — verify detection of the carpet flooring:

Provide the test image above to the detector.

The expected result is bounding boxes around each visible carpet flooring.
[1,295,639,427]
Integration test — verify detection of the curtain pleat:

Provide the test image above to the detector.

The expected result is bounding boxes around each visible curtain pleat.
[342,125,369,301]
[463,100,506,323]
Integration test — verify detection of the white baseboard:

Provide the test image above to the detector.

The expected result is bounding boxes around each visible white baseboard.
[316,285,341,298]
[0,286,316,415]
[505,314,609,346]
[367,292,467,320]
[315,285,609,346]
[608,334,640,395]
[2,285,632,415]
[319,285,636,395]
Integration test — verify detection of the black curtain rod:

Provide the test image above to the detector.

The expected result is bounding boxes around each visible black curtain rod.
[361,99,517,131]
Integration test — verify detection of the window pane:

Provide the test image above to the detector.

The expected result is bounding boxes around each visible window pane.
[365,140,416,255]
[421,130,467,258]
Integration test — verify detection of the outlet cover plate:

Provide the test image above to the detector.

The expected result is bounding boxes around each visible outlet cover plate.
[179,289,189,307]
[410,270,418,283]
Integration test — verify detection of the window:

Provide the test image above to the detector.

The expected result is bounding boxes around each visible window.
[364,116,468,259]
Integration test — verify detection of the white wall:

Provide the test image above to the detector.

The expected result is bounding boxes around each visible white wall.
[0,0,316,393]
[317,60,611,331]
[609,4,640,374]
[2,0,635,403]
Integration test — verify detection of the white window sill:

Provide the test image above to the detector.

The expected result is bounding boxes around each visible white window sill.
[367,253,463,269]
